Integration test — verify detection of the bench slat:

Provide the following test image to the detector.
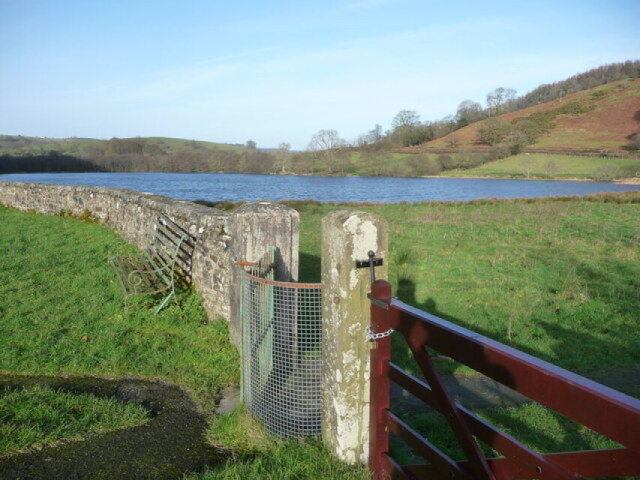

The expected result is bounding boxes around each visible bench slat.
[142,251,172,286]
[127,256,160,290]
[109,216,192,313]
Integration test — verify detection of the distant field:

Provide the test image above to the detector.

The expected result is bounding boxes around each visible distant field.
[294,193,640,378]
[0,135,246,156]
[142,136,246,153]
[446,153,640,180]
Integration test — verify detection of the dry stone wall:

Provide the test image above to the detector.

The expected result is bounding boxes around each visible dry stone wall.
[0,181,298,324]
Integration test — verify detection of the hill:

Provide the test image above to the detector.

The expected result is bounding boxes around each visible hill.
[404,78,640,155]
[0,135,246,156]
[0,136,270,174]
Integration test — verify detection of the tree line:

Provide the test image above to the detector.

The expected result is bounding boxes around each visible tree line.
[347,60,640,149]
[1,61,638,177]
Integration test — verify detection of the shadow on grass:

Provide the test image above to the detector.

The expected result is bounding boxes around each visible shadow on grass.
[389,277,633,468]
[299,251,321,283]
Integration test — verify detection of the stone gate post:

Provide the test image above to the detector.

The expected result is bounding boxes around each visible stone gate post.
[230,202,299,347]
[321,210,388,464]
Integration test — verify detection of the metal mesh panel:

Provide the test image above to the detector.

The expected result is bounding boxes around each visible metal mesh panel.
[240,249,323,439]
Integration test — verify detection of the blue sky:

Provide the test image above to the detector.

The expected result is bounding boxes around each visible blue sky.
[1,0,638,149]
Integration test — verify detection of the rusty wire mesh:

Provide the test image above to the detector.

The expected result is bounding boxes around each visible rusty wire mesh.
[240,248,323,439]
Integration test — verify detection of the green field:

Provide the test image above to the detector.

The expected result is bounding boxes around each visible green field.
[390,403,623,466]
[1,194,638,476]
[293,194,640,377]
[0,206,369,479]
[0,208,239,403]
[293,194,639,473]
[446,153,640,180]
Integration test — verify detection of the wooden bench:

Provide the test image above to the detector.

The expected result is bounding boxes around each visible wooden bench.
[110,216,193,313]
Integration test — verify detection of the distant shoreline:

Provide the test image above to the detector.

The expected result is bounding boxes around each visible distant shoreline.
[2,170,639,184]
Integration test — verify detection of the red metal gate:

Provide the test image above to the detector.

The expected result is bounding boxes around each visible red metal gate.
[368,280,640,480]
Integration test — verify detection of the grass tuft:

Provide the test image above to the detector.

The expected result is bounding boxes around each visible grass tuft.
[0,386,148,455]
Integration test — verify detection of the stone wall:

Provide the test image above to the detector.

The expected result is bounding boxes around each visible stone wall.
[0,181,298,324]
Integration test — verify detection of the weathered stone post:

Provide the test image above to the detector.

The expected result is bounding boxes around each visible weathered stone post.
[321,210,388,464]
[230,202,299,347]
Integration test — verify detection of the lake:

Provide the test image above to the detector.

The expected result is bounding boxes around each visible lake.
[1,172,639,203]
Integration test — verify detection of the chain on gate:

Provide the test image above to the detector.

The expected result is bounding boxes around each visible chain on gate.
[357,250,395,342]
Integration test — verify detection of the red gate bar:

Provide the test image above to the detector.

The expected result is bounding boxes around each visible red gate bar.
[388,364,577,480]
[390,300,640,450]
[369,280,393,479]
[403,449,640,480]
[386,411,473,480]
[368,279,640,480]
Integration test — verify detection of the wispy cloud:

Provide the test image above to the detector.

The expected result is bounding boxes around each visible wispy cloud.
[2,1,638,148]
[347,0,394,9]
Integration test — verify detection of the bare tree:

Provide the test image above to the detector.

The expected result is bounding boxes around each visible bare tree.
[456,100,484,127]
[368,124,384,144]
[276,142,291,174]
[307,129,348,174]
[307,129,343,152]
[391,110,421,129]
[520,155,537,178]
[486,87,517,116]
[477,117,510,145]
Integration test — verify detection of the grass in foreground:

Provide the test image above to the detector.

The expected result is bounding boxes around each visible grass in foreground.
[184,406,370,480]
[0,385,148,455]
[0,206,368,479]
[0,206,239,405]
[2,194,638,477]
[390,402,622,466]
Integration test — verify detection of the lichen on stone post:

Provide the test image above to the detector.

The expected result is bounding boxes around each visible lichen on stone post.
[230,202,300,347]
[321,210,388,464]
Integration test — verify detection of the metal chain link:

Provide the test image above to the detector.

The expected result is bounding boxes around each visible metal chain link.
[365,325,394,341]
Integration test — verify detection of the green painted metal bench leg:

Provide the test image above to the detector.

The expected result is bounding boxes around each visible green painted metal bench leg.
[155,288,176,314]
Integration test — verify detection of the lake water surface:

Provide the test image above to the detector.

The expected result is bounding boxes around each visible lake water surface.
[1,172,639,203]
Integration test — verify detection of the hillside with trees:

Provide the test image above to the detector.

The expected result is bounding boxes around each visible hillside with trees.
[406,78,640,156]
[1,61,639,179]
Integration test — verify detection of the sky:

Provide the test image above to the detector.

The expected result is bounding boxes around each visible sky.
[1,1,639,150]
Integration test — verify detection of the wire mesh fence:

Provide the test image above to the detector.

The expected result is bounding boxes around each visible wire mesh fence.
[240,248,323,439]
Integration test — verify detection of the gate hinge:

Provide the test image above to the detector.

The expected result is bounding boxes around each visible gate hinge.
[367,293,389,310]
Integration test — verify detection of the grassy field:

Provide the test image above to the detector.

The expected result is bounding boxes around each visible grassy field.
[390,402,623,466]
[293,193,640,378]
[0,207,239,404]
[446,153,640,180]
[0,206,369,479]
[0,386,148,455]
[185,406,369,479]
[293,193,639,473]
[1,194,638,476]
